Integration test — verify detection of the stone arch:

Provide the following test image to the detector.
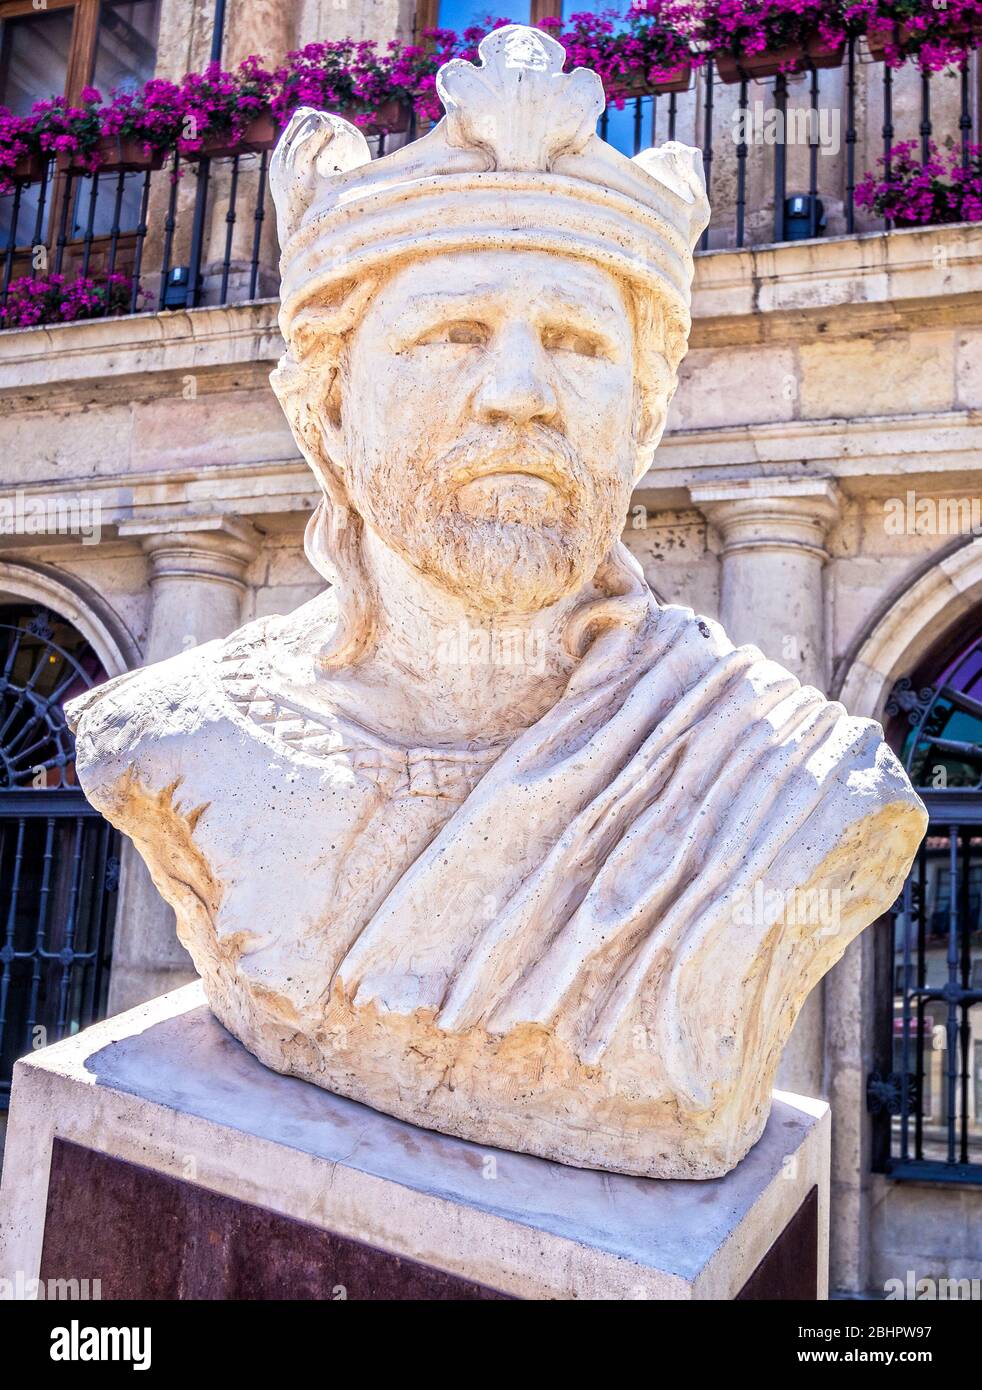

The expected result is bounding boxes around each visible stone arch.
[0,558,140,678]
[833,535,982,720]
[824,534,982,1293]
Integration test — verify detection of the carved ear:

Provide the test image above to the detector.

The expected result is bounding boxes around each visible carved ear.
[269,107,373,248]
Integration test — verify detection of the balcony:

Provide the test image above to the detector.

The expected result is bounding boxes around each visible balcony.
[0,27,980,328]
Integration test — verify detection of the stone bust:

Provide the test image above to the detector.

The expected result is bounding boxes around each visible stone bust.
[66,26,926,1179]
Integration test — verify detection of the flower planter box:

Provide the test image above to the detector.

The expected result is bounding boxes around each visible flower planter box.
[867,16,982,61]
[865,23,910,60]
[10,152,46,181]
[343,99,411,135]
[608,60,692,101]
[713,34,845,83]
[239,111,282,152]
[56,135,165,175]
[194,114,278,159]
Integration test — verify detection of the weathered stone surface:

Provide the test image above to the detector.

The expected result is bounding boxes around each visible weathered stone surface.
[66,27,927,1179]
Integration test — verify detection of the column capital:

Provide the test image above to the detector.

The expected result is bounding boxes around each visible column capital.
[689,477,842,562]
[118,514,261,589]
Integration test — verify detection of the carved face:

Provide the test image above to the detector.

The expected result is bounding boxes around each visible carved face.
[338,249,643,614]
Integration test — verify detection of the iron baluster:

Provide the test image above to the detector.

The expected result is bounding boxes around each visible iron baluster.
[808,64,819,238]
[29,160,50,251]
[158,152,180,309]
[23,814,56,1047]
[50,815,85,1037]
[81,819,112,1023]
[882,63,894,231]
[900,871,914,1161]
[106,168,126,275]
[187,157,212,308]
[915,841,927,1160]
[773,73,788,242]
[2,179,23,303]
[53,170,73,275]
[920,70,932,166]
[249,150,269,301]
[220,153,241,305]
[700,58,714,251]
[0,816,26,1046]
[845,37,857,233]
[958,827,971,1163]
[945,826,959,1165]
[129,167,152,314]
[736,78,748,249]
[79,171,100,279]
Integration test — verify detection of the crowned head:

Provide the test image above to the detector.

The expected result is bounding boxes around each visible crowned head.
[268,25,710,647]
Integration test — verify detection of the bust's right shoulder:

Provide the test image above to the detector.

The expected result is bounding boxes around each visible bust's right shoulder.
[64,638,226,802]
[65,592,342,803]
[64,605,293,797]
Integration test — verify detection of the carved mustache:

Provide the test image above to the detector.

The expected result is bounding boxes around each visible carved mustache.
[426,425,589,504]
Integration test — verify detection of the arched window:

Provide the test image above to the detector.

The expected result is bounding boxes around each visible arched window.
[0,603,120,1110]
[871,628,982,1183]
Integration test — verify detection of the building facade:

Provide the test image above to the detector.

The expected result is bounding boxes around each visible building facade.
[0,0,980,1296]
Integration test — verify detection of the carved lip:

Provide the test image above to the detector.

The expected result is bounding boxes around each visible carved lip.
[450,451,571,497]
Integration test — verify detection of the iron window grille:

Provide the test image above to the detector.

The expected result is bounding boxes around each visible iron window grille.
[0,606,119,1110]
[871,635,982,1184]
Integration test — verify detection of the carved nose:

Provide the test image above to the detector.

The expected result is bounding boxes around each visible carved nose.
[471,327,558,426]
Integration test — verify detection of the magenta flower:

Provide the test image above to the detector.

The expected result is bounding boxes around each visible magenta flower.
[0,272,152,330]
[856,140,982,225]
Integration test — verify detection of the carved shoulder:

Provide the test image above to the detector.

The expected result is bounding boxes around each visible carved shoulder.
[65,639,230,806]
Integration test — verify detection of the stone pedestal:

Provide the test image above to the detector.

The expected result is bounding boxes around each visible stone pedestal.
[0,984,830,1301]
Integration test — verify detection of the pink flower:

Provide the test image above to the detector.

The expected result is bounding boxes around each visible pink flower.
[856,140,982,226]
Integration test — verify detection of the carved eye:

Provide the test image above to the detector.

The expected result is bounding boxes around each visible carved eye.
[541,326,604,359]
[417,320,488,347]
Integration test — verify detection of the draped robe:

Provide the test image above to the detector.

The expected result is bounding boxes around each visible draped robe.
[67,569,926,1178]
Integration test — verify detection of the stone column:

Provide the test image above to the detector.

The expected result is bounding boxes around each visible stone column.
[107,516,261,1014]
[126,516,261,663]
[690,477,842,1099]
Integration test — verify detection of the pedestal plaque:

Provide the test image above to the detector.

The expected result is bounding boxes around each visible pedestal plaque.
[1,984,830,1300]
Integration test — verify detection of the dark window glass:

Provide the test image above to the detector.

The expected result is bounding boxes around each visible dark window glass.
[0,8,75,115]
[75,1,162,241]
[93,0,160,95]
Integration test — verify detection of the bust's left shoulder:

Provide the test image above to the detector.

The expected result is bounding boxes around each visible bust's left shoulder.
[655,600,928,832]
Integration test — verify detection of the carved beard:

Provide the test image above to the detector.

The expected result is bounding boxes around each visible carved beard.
[346,423,629,613]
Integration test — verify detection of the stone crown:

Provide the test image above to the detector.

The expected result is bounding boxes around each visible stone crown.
[269,25,710,348]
